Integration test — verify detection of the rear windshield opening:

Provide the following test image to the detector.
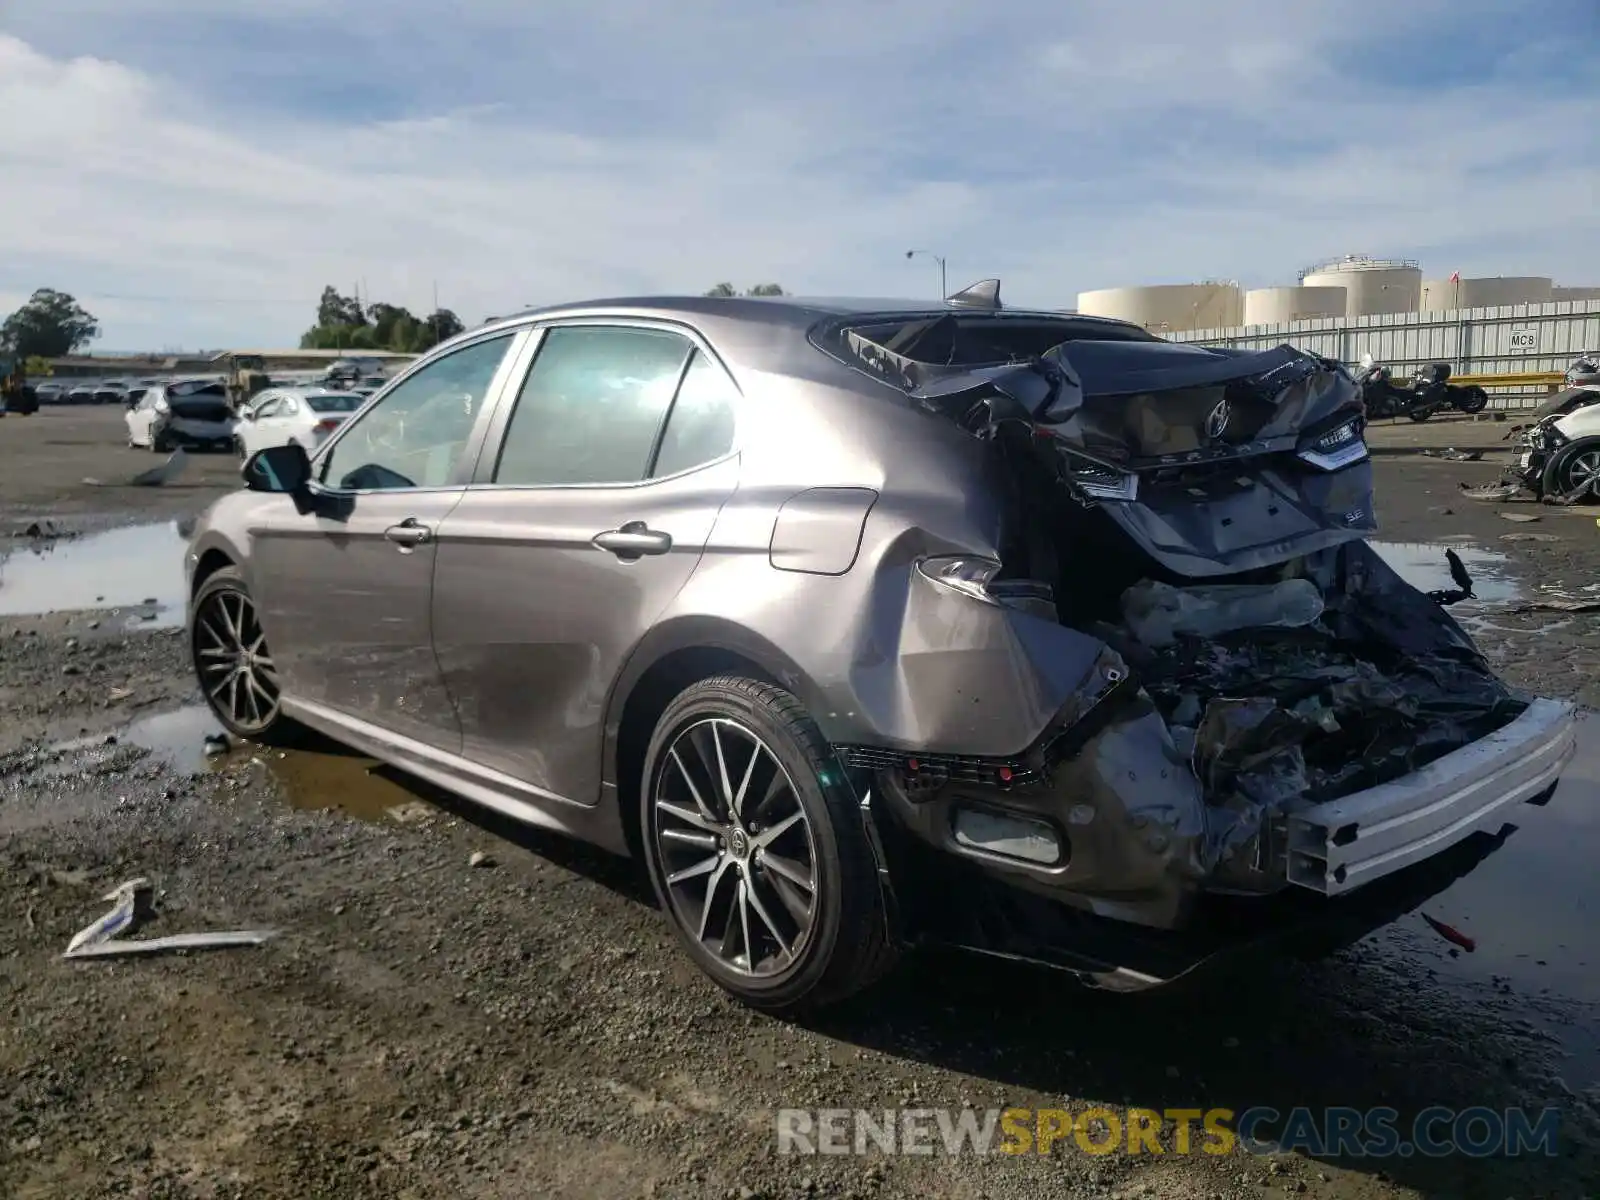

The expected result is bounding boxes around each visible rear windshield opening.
[838,313,1162,372]
[307,394,363,413]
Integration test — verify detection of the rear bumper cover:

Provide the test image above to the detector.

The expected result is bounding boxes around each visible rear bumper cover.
[1285,697,1576,895]
[861,695,1576,987]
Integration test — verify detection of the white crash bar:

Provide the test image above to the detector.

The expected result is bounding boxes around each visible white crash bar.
[1285,697,1577,895]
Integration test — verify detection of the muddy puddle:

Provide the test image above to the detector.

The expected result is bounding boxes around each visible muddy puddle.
[122,705,430,822]
[1370,539,1521,604]
[1363,713,1600,1085]
[0,521,187,626]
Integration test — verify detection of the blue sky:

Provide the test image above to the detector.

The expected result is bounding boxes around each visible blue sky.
[2,0,1596,349]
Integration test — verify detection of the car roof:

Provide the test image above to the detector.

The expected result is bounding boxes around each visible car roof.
[483,294,1144,334]
[270,387,352,399]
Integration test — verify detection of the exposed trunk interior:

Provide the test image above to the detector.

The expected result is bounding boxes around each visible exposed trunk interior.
[991,434,1525,881]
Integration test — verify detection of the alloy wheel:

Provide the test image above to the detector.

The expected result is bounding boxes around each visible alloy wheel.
[193,588,280,732]
[651,718,819,977]
[1561,448,1600,498]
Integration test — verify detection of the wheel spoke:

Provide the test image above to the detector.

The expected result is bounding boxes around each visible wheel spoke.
[709,722,734,812]
[767,870,813,926]
[744,874,791,959]
[749,769,788,824]
[696,858,734,941]
[657,798,719,834]
[736,877,754,969]
[759,851,813,892]
[661,827,717,849]
[753,810,803,849]
[731,738,760,819]
[667,854,722,886]
[669,747,717,826]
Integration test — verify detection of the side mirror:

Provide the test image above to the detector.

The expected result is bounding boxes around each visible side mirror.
[243,443,311,494]
[242,408,258,421]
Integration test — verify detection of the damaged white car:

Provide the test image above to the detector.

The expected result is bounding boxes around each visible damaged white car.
[184,283,1579,1009]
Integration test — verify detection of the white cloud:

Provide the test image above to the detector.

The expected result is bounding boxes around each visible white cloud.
[0,0,1595,349]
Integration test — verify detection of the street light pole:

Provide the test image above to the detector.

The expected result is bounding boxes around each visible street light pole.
[905,250,947,299]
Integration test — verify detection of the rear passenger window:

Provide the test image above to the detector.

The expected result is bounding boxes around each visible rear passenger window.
[494,326,691,486]
[651,350,738,477]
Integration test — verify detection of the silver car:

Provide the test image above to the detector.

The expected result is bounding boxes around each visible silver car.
[184,285,1578,1009]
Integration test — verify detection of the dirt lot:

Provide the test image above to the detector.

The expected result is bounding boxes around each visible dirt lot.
[1,405,1597,1199]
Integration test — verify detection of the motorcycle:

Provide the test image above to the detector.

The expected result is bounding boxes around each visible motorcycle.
[1354,355,1489,421]
[1564,351,1600,389]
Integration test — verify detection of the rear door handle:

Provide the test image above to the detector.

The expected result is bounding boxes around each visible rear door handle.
[592,521,672,559]
[384,518,433,547]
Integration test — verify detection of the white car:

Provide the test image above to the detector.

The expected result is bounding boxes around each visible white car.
[234,388,366,459]
[126,384,237,452]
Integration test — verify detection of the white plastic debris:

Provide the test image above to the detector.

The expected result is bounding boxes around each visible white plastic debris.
[62,876,279,960]
[1121,578,1324,649]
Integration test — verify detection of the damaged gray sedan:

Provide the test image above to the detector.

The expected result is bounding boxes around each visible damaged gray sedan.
[183,283,1578,1010]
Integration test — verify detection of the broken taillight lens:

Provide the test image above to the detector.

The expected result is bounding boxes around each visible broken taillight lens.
[916,555,1003,603]
[1058,450,1139,501]
[1297,417,1368,471]
[314,418,342,436]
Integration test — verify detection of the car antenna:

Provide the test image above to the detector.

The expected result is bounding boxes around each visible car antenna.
[946,278,1002,310]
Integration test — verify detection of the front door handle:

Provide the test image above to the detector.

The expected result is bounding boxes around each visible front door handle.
[384,518,433,548]
[592,520,672,560]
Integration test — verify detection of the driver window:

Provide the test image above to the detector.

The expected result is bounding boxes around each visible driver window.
[319,334,515,491]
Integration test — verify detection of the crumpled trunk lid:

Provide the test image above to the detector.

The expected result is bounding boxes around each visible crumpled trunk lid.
[916,339,1374,577]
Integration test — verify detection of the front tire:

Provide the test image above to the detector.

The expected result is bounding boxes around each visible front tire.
[1457,386,1489,414]
[189,566,293,743]
[1542,438,1600,502]
[1408,406,1433,422]
[640,676,896,1012]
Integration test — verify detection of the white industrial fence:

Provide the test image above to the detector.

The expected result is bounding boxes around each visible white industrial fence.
[1164,298,1600,410]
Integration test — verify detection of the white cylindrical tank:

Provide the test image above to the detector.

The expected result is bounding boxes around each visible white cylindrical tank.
[1553,286,1600,301]
[1075,282,1243,332]
[1299,256,1422,317]
[1419,276,1553,311]
[1243,286,1347,326]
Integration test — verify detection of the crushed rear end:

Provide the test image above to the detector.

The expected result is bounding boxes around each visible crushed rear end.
[826,311,1578,986]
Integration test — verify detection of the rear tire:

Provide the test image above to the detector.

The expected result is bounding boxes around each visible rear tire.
[640,676,897,1012]
[189,566,295,744]
[1408,407,1433,422]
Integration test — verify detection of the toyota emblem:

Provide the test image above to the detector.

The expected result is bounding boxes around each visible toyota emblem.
[1205,398,1231,441]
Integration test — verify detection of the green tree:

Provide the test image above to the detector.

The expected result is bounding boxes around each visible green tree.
[300,287,466,353]
[1,289,100,358]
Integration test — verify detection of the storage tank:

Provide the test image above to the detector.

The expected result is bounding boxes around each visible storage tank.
[1419,276,1553,311]
[1553,286,1600,301]
[1075,282,1243,332]
[1299,256,1421,317]
[1243,286,1347,326]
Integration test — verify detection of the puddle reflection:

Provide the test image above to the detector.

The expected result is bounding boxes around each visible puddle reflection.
[1371,539,1521,604]
[1383,713,1600,1085]
[0,522,187,626]
[124,705,423,821]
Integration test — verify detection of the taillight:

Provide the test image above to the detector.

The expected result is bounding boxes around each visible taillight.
[314,419,341,435]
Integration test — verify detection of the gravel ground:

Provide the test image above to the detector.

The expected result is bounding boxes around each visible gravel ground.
[1,406,1597,1199]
